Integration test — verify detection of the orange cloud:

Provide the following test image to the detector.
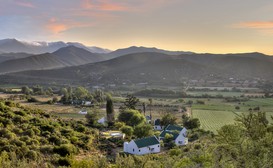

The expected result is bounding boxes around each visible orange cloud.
[46,18,68,34]
[45,17,95,35]
[235,21,273,29]
[14,0,35,8]
[81,0,128,11]
[233,21,273,35]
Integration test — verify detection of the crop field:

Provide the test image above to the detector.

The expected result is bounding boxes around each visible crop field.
[187,91,243,97]
[192,110,237,133]
[192,98,273,133]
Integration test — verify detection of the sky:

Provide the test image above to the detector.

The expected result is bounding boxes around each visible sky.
[1,0,273,54]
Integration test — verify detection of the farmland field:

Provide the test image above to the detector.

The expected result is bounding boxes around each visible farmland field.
[192,98,273,133]
[192,110,237,133]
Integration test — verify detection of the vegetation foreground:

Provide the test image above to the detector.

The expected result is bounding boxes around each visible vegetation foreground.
[0,98,273,168]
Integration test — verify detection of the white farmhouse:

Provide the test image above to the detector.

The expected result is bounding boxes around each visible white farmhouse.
[153,119,164,131]
[159,125,188,146]
[124,136,160,155]
[78,110,87,115]
[98,117,107,125]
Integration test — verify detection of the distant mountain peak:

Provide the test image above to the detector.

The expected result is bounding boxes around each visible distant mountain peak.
[0,38,111,54]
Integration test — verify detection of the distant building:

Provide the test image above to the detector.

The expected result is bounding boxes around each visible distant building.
[159,125,188,146]
[124,136,160,155]
[146,115,152,124]
[98,117,107,125]
[153,119,164,131]
[78,110,87,115]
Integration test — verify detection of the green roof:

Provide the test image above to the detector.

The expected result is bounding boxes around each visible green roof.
[165,125,183,131]
[134,136,160,148]
[159,130,179,140]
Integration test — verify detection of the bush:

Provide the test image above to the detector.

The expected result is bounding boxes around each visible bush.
[26,150,38,160]
[53,144,78,157]
[58,157,71,166]
[27,97,39,103]
[40,145,54,154]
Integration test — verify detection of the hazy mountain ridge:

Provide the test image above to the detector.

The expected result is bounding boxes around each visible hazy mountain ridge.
[0,38,111,54]
[0,52,33,63]
[3,52,273,86]
[104,46,193,59]
[0,46,105,74]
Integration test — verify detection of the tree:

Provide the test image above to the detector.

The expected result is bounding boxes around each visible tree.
[183,118,200,129]
[85,110,99,127]
[93,89,104,103]
[133,124,153,138]
[120,125,133,139]
[21,86,32,95]
[214,112,273,167]
[122,94,139,110]
[106,96,115,126]
[74,87,89,100]
[118,109,145,126]
[235,106,240,110]
[161,113,177,127]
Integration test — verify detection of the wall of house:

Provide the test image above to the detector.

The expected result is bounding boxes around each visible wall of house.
[123,141,138,154]
[154,125,163,131]
[124,141,160,155]
[175,129,188,146]
[137,144,160,155]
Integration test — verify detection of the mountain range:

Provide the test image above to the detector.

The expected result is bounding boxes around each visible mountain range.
[0,46,104,74]
[0,38,273,87]
[0,39,111,54]
[2,52,273,86]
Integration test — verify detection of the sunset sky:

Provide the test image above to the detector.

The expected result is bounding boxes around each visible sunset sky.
[1,0,273,54]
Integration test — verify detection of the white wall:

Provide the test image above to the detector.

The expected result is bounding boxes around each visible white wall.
[175,128,188,146]
[124,141,160,155]
[137,144,160,155]
[154,125,163,131]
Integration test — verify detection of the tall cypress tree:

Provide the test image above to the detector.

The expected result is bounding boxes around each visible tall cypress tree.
[106,96,115,126]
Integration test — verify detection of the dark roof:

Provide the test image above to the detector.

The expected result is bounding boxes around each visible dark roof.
[165,125,183,131]
[134,136,160,148]
[154,119,161,125]
[159,130,179,140]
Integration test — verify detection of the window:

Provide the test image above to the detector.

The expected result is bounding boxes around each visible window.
[139,149,141,152]
[158,145,160,147]
[178,141,183,144]
[133,149,134,152]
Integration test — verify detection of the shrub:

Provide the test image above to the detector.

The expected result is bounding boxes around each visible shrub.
[24,129,35,137]
[40,145,54,154]
[58,157,71,167]
[26,150,38,160]
[27,97,39,103]
[53,144,78,157]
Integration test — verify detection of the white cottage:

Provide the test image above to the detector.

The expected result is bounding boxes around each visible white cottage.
[78,110,87,115]
[124,136,160,155]
[153,119,164,131]
[98,117,107,125]
[159,125,188,146]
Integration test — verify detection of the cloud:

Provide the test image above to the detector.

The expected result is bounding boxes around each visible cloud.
[235,21,273,29]
[14,0,35,8]
[233,21,273,35]
[45,17,95,35]
[81,0,128,11]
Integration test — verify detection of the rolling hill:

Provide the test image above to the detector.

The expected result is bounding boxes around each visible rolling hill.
[0,52,33,63]
[2,52,273,86]
[0,46,105,74]
[104,46,193,59]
